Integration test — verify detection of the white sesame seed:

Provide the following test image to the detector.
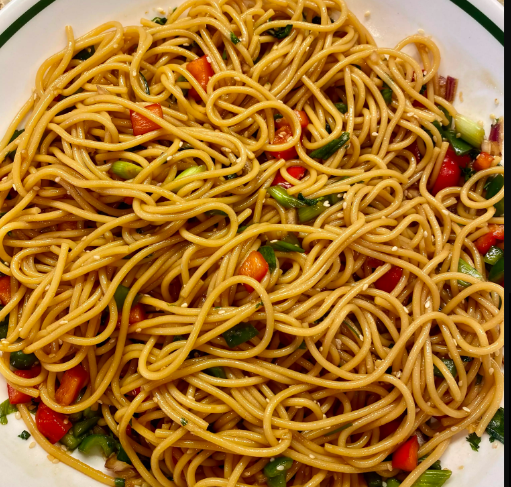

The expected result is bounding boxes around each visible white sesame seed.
[45,286,50,291]
[372,132,379,137]
[15,412,21,420]
[29,442,36,449]
[458,381,463,386]
[463,407,470,413]
[136,328,142,333]
[179,141,183,147]
[492,442,499,449]
[309,454,316,459]
[451,427,458,432]
[234,77,240,81]
[206,57,211,63]
[59,320,68,325]
[489,368,494,375]
[167,156,173,161]
[52,458,60,464]
[33,186,40,191]
[392,246,398,252]
[363,284,369,291]
[181,303,188,308]
[495,99,500,106]
[94,255,101,260]
[218,310,226,315]
[323,201,330,207]
[424,232,428,238]
[418,29,425,35]
[277,465,285,471]
[132,71,137,77]
[364,11,371,18]
[343,202,347,209]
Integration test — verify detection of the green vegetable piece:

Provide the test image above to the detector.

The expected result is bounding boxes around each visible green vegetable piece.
[264,457,293,478]
[6,129,25,160]
[139,73,150,95]
[223,322,259,348]
[484,246,504,266]
[488,256,504,283]
[462,166,476,182]
[10,350,38,370]
[438,105,453,127]
[180,418,188,426]
[259,246,277,273]
[225,173,238,180]
[230,32,241,44]
[0,306,8,339]
[152,17,167,25]
[381,83,393,105]
[18,430,31,440]
[113,285,142,310]
[206,210,229,217]
[274,113,284,120]
[269,238,305,253]
[205,367,227,379]
[325,423,353,436]
[266,25,293,39]
[60,431,87,451]
[73,416,100,437]
[297,193,323,207]
[428,461,443,471]
[486,407,504,444]
[83,406,101,419]
[466,432,481,452]
[457,258,484,287]
[74,46,95,61]
[222,50,228,60]
[237,224,253,234]
[364,473,383,487]
[309,132,350,159]
[455,114,485,148]
[433,358,458,379]
[115,479,126,487]
[267,186,306,209]
[0,398,18,425]
[78,434,117,457]
[111,161,143,180]
[174,165,206,190]
[443,129,474,156]
[267,473,286,487]
[386,480,401,487]
[117,445,133,464]
[485,174,505,217]
[68,411,83,423]
[413,469,452,487]
[335,102,348,114]
[298,204,326,223]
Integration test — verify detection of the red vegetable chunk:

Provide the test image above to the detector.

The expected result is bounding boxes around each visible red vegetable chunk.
[473,152,494,172]
[238,251,270,293]
[392,435,419,472]
[55,364,89,406]
[366,257,384,269]
[7,366,41,405]
[0,275,11,306]
[272,166,306,189]
[266,126,297,160]
[432,151,462,195]
[130,103,164,136]
[35,403,72,444]
[375,267,403,293]
[275,110,310,130]
[186,55,215,101]
[475,225,505,255]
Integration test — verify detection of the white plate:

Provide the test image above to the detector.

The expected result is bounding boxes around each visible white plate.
[0,0,504,486]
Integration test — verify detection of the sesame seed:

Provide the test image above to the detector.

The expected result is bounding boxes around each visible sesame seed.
[363,284,369,291]
[136,328,142,333]
[29,442,36,449]
[167,156,173,161]
[218,310,226,315]
[309,454,316,459]
[34,186,40,191]
[319,347,324,352]
[45,286,50,291]
[458,381,463,386]
[15,412,21,420]
[418,29,425,35]
[94,256,100,260]
[323,201,330,207]
[492,442,499,449]
[489,368,494,375]
[392,246,398,252]
[59,320,68,325]
[451,426,458,432]
[365,11,371,18]
[456,133,462,138]
[277,465,285,471]
[63,419,69,425]
[463,407,470,413]
[495,99,500,106]
[234,77,240,81]
[132,71,137,77]
[52,458,60,464]
[372,132,379,137]
[424,232,428,238]
[179,141,183,147]
[271,458,275,462]
[181,303,188,308]
[343,202,347,209]
[206,57,211,63]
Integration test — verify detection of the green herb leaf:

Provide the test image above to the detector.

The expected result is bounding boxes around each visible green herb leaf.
[381,83,393,105]
[18,430,31,440]
[223,322,259,348]
[74,46,95,61]
[180,418,188,426]
[258,246,277,273]
[486,407,504,444]
[335,102,348,114]
[0,399,19,425]
[266,25,293,39]
[222,50,228,60]
[152,17,167,25]
[230,32,240,45]
[462,166,476,182]
[6,129,25,160]
[466,433,481,452]
[326,423,353,436]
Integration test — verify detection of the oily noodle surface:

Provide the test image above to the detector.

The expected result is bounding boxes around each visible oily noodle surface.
[0,1,504,486]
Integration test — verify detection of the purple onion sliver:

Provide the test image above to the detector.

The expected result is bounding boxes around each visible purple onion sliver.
[446,76,459,103]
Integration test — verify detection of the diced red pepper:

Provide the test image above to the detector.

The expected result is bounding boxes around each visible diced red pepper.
[380,418,402,439]
[432,152,462,196]
[0,275,11,306]
[266,126,297,161]
[7,366,41,405]
[127,387,141,397]
[35,403,72,444]
[116,304,147,328]
[474,152,494,172]
[130,103,164,136]
[489,224,504,240]
[275,110,310,130]
[392,435,419,472]
[475,233,497,255]
[186,55,215,101]
[409,141,422,163]
[272,166,306,189]
[366,257,384,268]
[375,267,403,294]
[238,251,270,293]
[55,364,89,406]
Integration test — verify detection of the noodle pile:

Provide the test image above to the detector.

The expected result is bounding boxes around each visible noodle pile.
[0,1,504,487]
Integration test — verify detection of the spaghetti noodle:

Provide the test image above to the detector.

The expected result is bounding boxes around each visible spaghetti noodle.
[0,1,505,487]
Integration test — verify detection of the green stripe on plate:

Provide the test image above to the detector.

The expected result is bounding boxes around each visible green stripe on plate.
[0,0,58,49]
[0,0,505,49]
[448,0,504,46]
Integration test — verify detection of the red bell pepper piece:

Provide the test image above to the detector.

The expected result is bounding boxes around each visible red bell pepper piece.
[432,152,462,196]
[55,364,89,406]
[445,146,471,169]
[35,403,72,444]
[475,224,505,255]
[130,103,164,136]
[375,267,403,294]
[275,110,310,130]
[272,166,306,189]
[117,304,147,328]
[380,418,402,439]
[266,126,297,161]
[366,257,384,268]
[186,55,215,101]
[489,224,504,240]
[392,435,419,472]
[0,275,11,306]
[409,141,422,163]
[238,251,270,293]
[7,366,41,405]
[473,152,494,172]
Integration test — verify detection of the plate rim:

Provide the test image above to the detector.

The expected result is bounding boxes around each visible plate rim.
[0,0,505,50]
